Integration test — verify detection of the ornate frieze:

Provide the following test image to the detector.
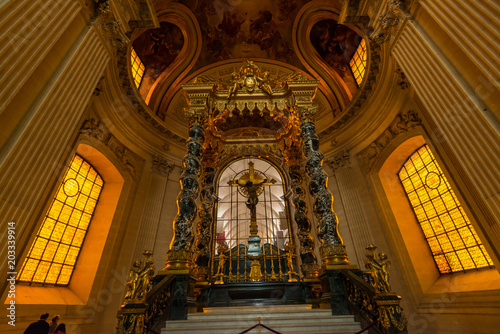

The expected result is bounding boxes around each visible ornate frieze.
[358,109,421,171]
[93,0,128,50]
[368,0,416,45]
[80,118,142,179]
[326,150,351,173]
[151,155,174,177]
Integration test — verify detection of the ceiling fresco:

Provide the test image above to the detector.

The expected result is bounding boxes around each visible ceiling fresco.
[188,0,311,70]
[310,19,362,92]
[132,21,184,80]
[129,0,367,135]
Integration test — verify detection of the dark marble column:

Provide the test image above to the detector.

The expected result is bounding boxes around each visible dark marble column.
[288,157,319,279]
[193,149,217,282]
[164,108,207,272]
[298,107,350,268]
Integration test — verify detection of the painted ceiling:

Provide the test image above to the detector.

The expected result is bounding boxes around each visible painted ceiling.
[130,0,365,137]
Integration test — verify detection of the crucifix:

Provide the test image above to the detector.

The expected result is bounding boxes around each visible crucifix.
[229,161,276,256]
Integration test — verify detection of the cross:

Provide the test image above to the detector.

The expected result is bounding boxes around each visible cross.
[229,162,276,237]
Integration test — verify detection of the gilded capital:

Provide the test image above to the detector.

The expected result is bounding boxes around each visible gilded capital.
[184,107,208,127]
[297,106,318,124]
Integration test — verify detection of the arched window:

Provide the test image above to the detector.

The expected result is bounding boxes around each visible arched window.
[214,158,291,257]
[18,154,104,285]
[398,145,493,273]
[349,38,367,86]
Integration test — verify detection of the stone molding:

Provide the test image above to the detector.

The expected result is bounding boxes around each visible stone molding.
[358,109,421,172]
[80,118,142,179]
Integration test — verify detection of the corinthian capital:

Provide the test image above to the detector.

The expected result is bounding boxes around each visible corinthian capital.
[296,106,318,124]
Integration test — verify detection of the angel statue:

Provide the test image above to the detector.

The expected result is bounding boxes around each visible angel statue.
[124,251,155,303]
[364,245,392,293]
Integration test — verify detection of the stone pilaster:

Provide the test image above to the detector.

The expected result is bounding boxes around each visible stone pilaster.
[327,151,374,268]
[133,156,173,260]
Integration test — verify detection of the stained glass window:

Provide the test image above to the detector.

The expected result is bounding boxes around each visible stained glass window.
[18,155,104,285]
[349,38,367,86]
[131,47,145,88]
[399,145,493,274]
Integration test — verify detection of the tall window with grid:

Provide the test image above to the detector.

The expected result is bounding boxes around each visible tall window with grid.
[398,145,493,273]
[18,155,104,285]
[349,38,367,86]
[131,47,145,88]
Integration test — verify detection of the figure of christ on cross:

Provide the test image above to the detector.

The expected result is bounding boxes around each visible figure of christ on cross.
[229,161,276,237]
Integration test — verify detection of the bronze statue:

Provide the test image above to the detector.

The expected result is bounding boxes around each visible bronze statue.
[215,243,228,284]
[124,251,155,303]
[229,161,275,237]
[364,245,392,293]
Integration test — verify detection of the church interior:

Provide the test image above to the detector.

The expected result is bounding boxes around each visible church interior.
[1,0,499,333]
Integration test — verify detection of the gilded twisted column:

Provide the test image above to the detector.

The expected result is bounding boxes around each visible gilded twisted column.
[286,148,319,279]
[164,101,209,272]
[193,149,217,282]
[298,107,350,268]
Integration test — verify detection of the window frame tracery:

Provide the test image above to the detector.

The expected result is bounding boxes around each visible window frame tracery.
[398,144,493,274]
[18,154,104,286]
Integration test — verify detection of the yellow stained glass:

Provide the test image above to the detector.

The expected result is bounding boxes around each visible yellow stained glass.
[39,219,56,239]
[414,206,427,222]
[18,155,103,285]
[399,145,493,274]
[349,39,367,86]
[434,255,451,273]
[131,47,146,88]
[429,217,444,235]
[51,223,66,242]
[420,222,434,238]
[57,266,73,285]
[45,264,62,284]
[19,259,39,281]
[445,252,463,271]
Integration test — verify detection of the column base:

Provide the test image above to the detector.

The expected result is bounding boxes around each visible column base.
[320,244,352,268]
[163,248,192,273]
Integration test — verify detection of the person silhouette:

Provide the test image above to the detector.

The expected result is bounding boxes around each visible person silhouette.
[24,313,50,334]
[54,323,66,334]
[48,315,60,334]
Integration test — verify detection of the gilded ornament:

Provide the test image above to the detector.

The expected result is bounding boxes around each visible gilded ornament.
[249,259,263,282]
[364,245,392,293]
[123,251,155,304]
